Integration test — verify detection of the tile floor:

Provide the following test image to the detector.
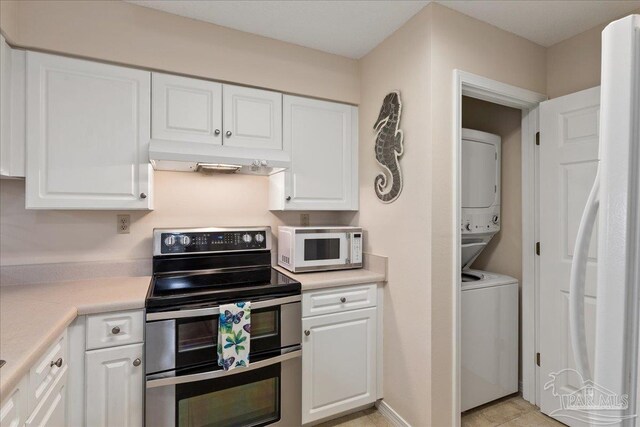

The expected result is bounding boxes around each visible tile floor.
[462,395,565,427]
[317,396,565,427]
[316,407,392,427]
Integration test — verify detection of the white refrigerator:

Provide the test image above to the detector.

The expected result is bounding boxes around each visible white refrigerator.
[570,14,640,426]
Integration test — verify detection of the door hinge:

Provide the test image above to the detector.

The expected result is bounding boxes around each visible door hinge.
[536,352,541,367]
[535,131,540,146]
[536,242,541,256]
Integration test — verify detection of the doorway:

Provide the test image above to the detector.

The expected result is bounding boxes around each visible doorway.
[453,70,546,425]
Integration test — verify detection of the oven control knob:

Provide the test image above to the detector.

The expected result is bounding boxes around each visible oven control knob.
[164,235,176,247]
[492,215,499,225]
[180,235,191,246]
[242,233,252,243]
[255,234,265,243]
[465,223,472,231]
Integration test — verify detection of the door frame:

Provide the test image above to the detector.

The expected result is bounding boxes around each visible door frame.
[452,70,547,423]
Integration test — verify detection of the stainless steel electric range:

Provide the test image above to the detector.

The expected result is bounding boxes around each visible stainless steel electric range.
[145,227,302,427]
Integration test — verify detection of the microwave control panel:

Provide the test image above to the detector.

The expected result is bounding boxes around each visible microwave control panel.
[351,232,362,264]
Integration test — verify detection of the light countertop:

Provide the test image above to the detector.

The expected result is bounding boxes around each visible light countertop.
[274,253,388,291]
[275,266,386,290]
[0,276,150,401]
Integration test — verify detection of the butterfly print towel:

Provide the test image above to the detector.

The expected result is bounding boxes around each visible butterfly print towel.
[217,301,251,371]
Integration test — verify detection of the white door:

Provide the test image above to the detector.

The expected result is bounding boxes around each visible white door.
[25,52,152,210]
[302,307,376,424]
[539,86,600,425]
[152,73,222,145]
[272,95,358,211]
[222,84,282,150]
[25,367,67,427]
[85,343,143,427]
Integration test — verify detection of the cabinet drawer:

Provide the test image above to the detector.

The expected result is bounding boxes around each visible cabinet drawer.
[86,310,144,350]
[25,366,67,427]
[303,283,376,317]
[28,331,66,413]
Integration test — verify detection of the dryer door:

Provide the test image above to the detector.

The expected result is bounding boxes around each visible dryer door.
[461,139,499,208]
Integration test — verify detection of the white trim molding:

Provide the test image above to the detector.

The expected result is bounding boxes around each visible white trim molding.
[376,400,411,427]
[452,70,546,425]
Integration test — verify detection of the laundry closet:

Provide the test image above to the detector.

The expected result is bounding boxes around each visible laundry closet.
[460,96,523,412]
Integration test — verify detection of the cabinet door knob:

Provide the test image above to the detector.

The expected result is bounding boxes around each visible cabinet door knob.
[340,297,347,303]
[286,196,291,201]
[111,326,121,335]
[226,131,232,137]
[214,129,221,135]
[133,358,142,367]
[50,358,63,368]
[140,193,147,199]
[304,330,310,336]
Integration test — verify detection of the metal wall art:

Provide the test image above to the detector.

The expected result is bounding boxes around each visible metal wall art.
[373,91,404,203]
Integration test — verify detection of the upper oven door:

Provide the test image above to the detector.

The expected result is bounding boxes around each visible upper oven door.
[146,296,301,374]
[294,232,349,269]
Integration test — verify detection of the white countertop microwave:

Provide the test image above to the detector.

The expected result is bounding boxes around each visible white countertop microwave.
[277,226,363,273]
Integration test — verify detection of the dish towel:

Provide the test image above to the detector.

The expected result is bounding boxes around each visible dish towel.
[217,301,251,371]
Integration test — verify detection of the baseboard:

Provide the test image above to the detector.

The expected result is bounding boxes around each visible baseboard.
[376,400,411,427]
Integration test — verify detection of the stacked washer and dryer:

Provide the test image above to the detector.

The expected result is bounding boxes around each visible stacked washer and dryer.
[460,128,519,412]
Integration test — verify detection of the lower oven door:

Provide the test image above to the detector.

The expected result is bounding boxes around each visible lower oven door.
[146,348,301,427]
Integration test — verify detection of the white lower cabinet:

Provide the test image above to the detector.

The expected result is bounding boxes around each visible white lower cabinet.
[25,367,67,427]
[85,343,144,427]
[0,377,28,427]
[0,332,68,427]
[302,285,378,425]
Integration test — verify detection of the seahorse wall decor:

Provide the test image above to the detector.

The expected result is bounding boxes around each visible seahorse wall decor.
[373,91,404,203]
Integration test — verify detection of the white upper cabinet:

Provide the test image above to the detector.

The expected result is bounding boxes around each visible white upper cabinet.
[222,84,282,150]
[25,52,153,210]
[152,73,222,145]
[0,35,26,178]
[270,95,358,211]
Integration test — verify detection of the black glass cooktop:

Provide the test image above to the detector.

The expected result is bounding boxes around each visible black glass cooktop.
[147,268,300,311]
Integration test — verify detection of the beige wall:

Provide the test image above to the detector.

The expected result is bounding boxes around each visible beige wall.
[429,4,546,424]
[0,0,359,104]
[546,8,640,98]
[350,6,433,426]
[462,97,522,283]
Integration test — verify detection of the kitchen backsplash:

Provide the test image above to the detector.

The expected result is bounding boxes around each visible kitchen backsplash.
[0,171,355,271]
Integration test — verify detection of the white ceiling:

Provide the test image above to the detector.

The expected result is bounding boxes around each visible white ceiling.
[126,0,640,58]
[440,1,640,47]
[126,0,429,59]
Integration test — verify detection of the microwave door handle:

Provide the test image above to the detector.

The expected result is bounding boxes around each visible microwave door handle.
[146,348,302,388]
[146,295,302,321]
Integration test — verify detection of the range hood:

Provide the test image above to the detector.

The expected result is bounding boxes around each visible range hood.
[149,139,290,176]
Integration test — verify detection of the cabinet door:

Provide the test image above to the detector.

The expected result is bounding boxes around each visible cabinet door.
[274,96,358,211]
[26,52,152,210]
[302,307,376,424]
[25,366,67,427]
[85,343,143,427]
[222,84,282,150]
[152,73,222,145]
[0,377,28,427]
[0,35,25,178]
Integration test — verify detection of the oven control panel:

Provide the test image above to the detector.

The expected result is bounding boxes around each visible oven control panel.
[154,228,270,255]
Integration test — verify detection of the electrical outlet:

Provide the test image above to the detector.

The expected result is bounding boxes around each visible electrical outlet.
[117,214,130,234]
[300,214,310,226]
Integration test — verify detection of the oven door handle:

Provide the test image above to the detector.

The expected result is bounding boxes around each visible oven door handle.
[146,294,301,321]
[146,347,302,388]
